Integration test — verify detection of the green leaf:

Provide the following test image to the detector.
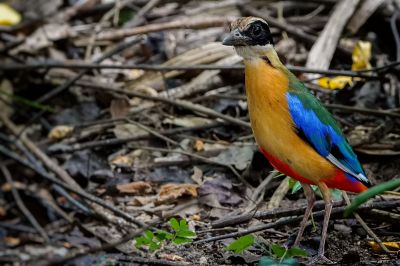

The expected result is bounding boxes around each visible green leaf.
[134,236,149,248]
[331,189,343,201]
[290,179,302,194]
[173,236,193,244]
[286,246,308,258]
[344,178,400,217]
[119,9,134,25]
[155,230,173,241]
[144,230,154,240]
[273,171,286,178]
[225,234,254,254]
[176,230,196,238]
[149,241,161,251]
[271,244,286,258]
[179,219,189,230]
[169,218,180,232]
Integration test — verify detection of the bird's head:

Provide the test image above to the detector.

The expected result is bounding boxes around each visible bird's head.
[223,17,274,60]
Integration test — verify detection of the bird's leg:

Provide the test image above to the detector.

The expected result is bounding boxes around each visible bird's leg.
[293,183,315,247]
[308,182,334,265]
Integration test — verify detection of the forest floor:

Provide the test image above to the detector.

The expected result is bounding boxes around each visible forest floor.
[0,0,400,265]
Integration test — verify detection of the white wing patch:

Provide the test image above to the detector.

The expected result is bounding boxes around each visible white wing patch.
[326,154,369,184]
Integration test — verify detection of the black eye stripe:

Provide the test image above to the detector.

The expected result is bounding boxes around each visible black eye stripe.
[241,20,274,46]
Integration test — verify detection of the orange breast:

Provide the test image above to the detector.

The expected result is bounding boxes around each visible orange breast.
[244,58,338,184]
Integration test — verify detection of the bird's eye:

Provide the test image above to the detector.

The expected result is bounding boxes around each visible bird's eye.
[251,24,262,37]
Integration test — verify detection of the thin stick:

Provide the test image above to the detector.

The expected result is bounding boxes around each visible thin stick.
[96,16,233,41]
[45,229,148,266]
[0,62,386,79]
[211,198,400,228]
[0,113,81,189]
[205,94,400,119]
[79,80,251,128]
[326,104,400,119]
[48,121,226,154]
[36,37,143,104]
[128,145,250,187]
[244,171,277,214]
[193,198,400,245]
[343,192,391,253]
[125,118,181,147]
[0,165,49,242]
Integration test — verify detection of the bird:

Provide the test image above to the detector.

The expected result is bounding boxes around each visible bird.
[222,17,371,264]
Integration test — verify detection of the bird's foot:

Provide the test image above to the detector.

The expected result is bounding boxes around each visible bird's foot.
[306,254,334,265]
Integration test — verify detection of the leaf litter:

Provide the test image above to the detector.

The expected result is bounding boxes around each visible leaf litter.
[0,0,400,265]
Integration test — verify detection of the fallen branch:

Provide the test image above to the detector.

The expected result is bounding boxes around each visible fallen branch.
[0,165,49,243]
[305,0,361,72]
[48,121,225,154]
[195,199,400,244]
[0,61,385,79]
[96,16,234,41]
[0,144,146,228]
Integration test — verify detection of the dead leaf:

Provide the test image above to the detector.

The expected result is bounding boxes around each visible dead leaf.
[162,199,201,218]
[4,236,20,247]
[110,97,130,119]
[129,195,158,206]
[116,181,152,195]
[110,150,143,168]
[64,150,109,180]
[199,176,242,205]
[191,214,201,221]
[191,167,203,185]
[12,24,76,53]
[113,123,147,139]
[194,139,204,152]
[210,146,254,170]
[159,253,186,262]
[0,206,6,217]
[48,125,74,141]
[157,183,198,204]
[22,0,62,19]
[1,181,26,191]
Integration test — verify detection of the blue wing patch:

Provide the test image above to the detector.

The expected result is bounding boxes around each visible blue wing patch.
[286,92,369,186]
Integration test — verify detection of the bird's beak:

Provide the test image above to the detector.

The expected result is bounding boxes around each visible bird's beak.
[222,29,248,46]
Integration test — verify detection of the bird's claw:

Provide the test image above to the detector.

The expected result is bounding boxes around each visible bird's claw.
[307,254,334,265]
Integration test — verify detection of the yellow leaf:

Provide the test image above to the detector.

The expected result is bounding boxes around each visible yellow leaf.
[317,76,353,90]
[0,4,21,26]
[352,41,372,71]
[368,241,400,253]
[317,40,372,90]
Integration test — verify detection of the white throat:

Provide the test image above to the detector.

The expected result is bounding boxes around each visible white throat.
[234,44,273,60]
